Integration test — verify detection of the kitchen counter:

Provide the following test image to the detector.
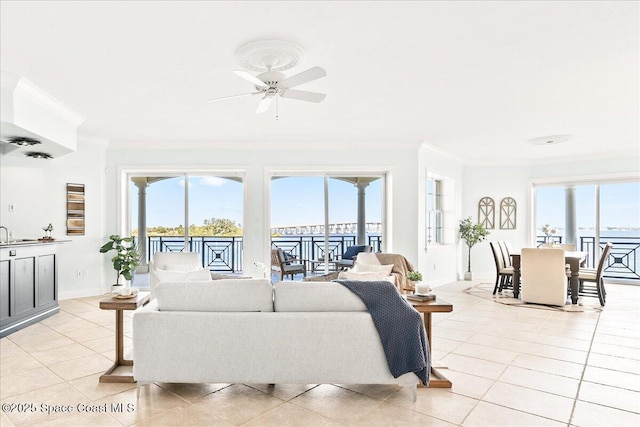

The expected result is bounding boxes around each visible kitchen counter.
[0,239,70,247]
[1,240,68,337]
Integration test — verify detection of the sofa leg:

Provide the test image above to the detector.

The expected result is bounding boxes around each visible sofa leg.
[411,384,417,402]
[136,384,141,399]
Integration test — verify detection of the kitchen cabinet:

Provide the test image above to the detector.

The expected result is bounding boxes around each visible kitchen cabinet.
[0,243,62,337]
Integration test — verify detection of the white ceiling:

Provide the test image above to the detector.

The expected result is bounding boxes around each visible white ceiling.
[1,1,638,163]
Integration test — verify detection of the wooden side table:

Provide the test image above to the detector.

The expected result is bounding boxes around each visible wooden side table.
[99,291,150,383]
[409,298,453,388]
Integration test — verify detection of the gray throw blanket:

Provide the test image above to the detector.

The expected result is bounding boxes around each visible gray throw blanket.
[336,280,430,385]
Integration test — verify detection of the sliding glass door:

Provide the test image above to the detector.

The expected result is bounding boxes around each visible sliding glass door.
[128,173,244,276]
[270,174,384,276]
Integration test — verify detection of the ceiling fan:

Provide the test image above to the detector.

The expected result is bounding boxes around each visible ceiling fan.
[208,66,327,114]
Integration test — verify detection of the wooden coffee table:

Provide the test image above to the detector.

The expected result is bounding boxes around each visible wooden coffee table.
[409,298,453,388]
[99,291,150,383]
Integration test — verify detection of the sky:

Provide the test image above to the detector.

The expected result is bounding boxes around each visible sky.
[535,181,640,231]
[130,175,382,229]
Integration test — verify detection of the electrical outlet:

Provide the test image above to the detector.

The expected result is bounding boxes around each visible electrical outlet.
[8,204,14,212]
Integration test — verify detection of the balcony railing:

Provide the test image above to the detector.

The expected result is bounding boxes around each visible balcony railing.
[536,235,639,281]
[147,234,638,281]
[147,234,382,274]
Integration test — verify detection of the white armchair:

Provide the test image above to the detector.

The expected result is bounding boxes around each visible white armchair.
[149,252,209,299]
[520,248,568,307]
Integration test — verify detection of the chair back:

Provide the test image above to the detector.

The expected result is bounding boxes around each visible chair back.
[152,252,201,270]
[521,248,567,306]
[490,242,505,271]
[498,241,512,267]
[270,249,281,268]
[557,244,576,251]
[342,245,373,260]
[595,242,613,280]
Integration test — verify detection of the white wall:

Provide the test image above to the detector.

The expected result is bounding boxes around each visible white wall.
[0,137,108,299]
[418,144,464,288]
[104,144,421,285]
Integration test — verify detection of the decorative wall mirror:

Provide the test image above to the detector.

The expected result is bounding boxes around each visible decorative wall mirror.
[66,183,85,235]
[500,197,517,229]
[478,197,495,229]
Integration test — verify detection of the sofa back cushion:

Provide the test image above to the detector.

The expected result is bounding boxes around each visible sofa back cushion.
[274,281,367,312]
[156,279,273,312]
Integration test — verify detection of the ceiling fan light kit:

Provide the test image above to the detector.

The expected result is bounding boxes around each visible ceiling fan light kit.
[209,39,326,116]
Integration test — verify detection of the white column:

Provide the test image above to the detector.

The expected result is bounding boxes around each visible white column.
[565,186,577,246]
[134,179,149,273]
[356,181,369,245]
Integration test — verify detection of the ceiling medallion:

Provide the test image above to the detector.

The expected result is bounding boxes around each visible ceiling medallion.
[8,136,42,146]
[526,135,572,146]
[235,40,304,72]
[24,151,53,159]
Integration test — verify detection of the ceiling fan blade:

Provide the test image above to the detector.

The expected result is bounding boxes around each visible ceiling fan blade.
[208,92,257,102]
[280,89,326,103]
[233,70,267,88]
[255,95,273,114]
[280,66,326,89]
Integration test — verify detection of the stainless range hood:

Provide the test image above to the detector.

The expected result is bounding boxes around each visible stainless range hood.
[1,72,84,158]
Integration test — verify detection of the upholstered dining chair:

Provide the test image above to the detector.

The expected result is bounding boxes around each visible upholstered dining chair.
[490,242,513,295]
[520,248,568,306]
[557,243,576,251]
[577,242,612,306]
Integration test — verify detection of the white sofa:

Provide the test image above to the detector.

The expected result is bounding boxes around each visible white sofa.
[133,279,420,399]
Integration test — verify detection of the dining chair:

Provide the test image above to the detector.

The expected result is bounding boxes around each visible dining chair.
[490,242,513,294]
[577,242,612,306]
[520,248,568,306]
[557,243,576,251]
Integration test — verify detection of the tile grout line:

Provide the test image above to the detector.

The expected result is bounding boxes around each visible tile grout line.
[567,310,601,427]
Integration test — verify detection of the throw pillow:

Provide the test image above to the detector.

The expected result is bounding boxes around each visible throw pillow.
[154,268,212,283]
[355,252,380,265]
[160,263,202,272]
[353,261,394,276]
[338,271,392,282]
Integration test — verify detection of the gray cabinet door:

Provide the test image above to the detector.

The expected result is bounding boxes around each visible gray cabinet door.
[14,257,36,315]
[38,254,56,307]
[0,260,10,323]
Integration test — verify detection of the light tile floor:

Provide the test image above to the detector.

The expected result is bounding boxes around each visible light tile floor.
[1,281,639,426]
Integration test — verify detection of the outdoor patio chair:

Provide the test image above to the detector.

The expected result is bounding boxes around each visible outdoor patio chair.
[337,245,373,269]
[271,249,307,281]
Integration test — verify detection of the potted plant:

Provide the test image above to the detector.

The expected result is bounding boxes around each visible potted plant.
[407,271,430,294]
[100,234,140,292]
[459,217,490,280]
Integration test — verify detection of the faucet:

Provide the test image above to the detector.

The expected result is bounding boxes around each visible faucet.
[0,226,9,243]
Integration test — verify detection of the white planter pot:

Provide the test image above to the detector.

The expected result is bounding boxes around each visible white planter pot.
[464,272,474,281]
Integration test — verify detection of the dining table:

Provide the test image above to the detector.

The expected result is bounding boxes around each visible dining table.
[510,250,588,304]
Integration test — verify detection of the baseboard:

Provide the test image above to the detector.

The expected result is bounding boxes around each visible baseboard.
[427,276,458,288]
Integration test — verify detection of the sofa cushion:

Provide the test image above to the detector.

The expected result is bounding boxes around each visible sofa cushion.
[154,268,212,283]
[156,279,274,312]
[274,281,367,312]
